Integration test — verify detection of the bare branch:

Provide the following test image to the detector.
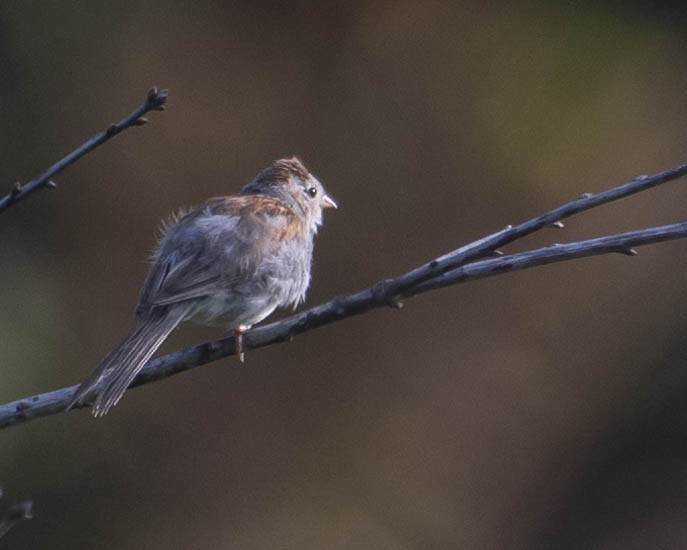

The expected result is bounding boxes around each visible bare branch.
[2,119,687,428]
[0,217,685,428]
[0,87,168,214]
[383,164,687,299]
[409,222,687,294]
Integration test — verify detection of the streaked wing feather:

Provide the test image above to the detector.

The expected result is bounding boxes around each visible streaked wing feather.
[137,195,302,315]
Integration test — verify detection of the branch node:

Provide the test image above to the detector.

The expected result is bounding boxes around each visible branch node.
[580,192,593,199]
[11,182,21,197]
[371,279,403,308]
[147,87,169,110]
[105,124,118,136]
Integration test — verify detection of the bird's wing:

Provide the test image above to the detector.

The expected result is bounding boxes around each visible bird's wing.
[136,195,303,315]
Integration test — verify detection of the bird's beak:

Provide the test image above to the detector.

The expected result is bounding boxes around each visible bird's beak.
[322,194,338,209]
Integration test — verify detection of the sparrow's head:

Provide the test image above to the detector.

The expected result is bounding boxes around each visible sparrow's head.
[241,157,337,232]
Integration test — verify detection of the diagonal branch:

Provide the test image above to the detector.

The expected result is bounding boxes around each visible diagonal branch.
[409,222,687,294]
[382,163,687,300]
[0,217,685,428]
[0,87,168,215]
[2,99,687,430]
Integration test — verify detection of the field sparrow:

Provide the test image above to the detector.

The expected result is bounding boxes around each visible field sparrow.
[68,157,336,417]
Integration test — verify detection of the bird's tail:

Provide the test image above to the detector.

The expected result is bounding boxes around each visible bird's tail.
[67,310,185,417]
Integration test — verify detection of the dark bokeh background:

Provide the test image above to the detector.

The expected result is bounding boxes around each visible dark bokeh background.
[2,2,687,548]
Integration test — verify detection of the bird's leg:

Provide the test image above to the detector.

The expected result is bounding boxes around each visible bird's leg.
[233,325,250,362]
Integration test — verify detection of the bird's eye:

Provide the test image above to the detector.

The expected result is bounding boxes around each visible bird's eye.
[306,186,318,198]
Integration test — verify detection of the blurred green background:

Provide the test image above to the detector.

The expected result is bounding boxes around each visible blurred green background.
[2,2,687,548]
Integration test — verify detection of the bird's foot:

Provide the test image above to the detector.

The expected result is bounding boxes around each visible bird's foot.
[234,325,250,362]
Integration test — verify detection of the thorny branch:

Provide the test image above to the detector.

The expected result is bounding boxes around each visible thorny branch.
[1,162,687,428]
[0,87,168,214]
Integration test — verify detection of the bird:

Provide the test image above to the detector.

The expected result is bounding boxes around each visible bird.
[67,157,337,417]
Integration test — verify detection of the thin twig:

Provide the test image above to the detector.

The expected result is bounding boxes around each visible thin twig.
[382,164,687,300]
[0,218,685,428]
[0,87,168,214]
[409,222,687,294]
